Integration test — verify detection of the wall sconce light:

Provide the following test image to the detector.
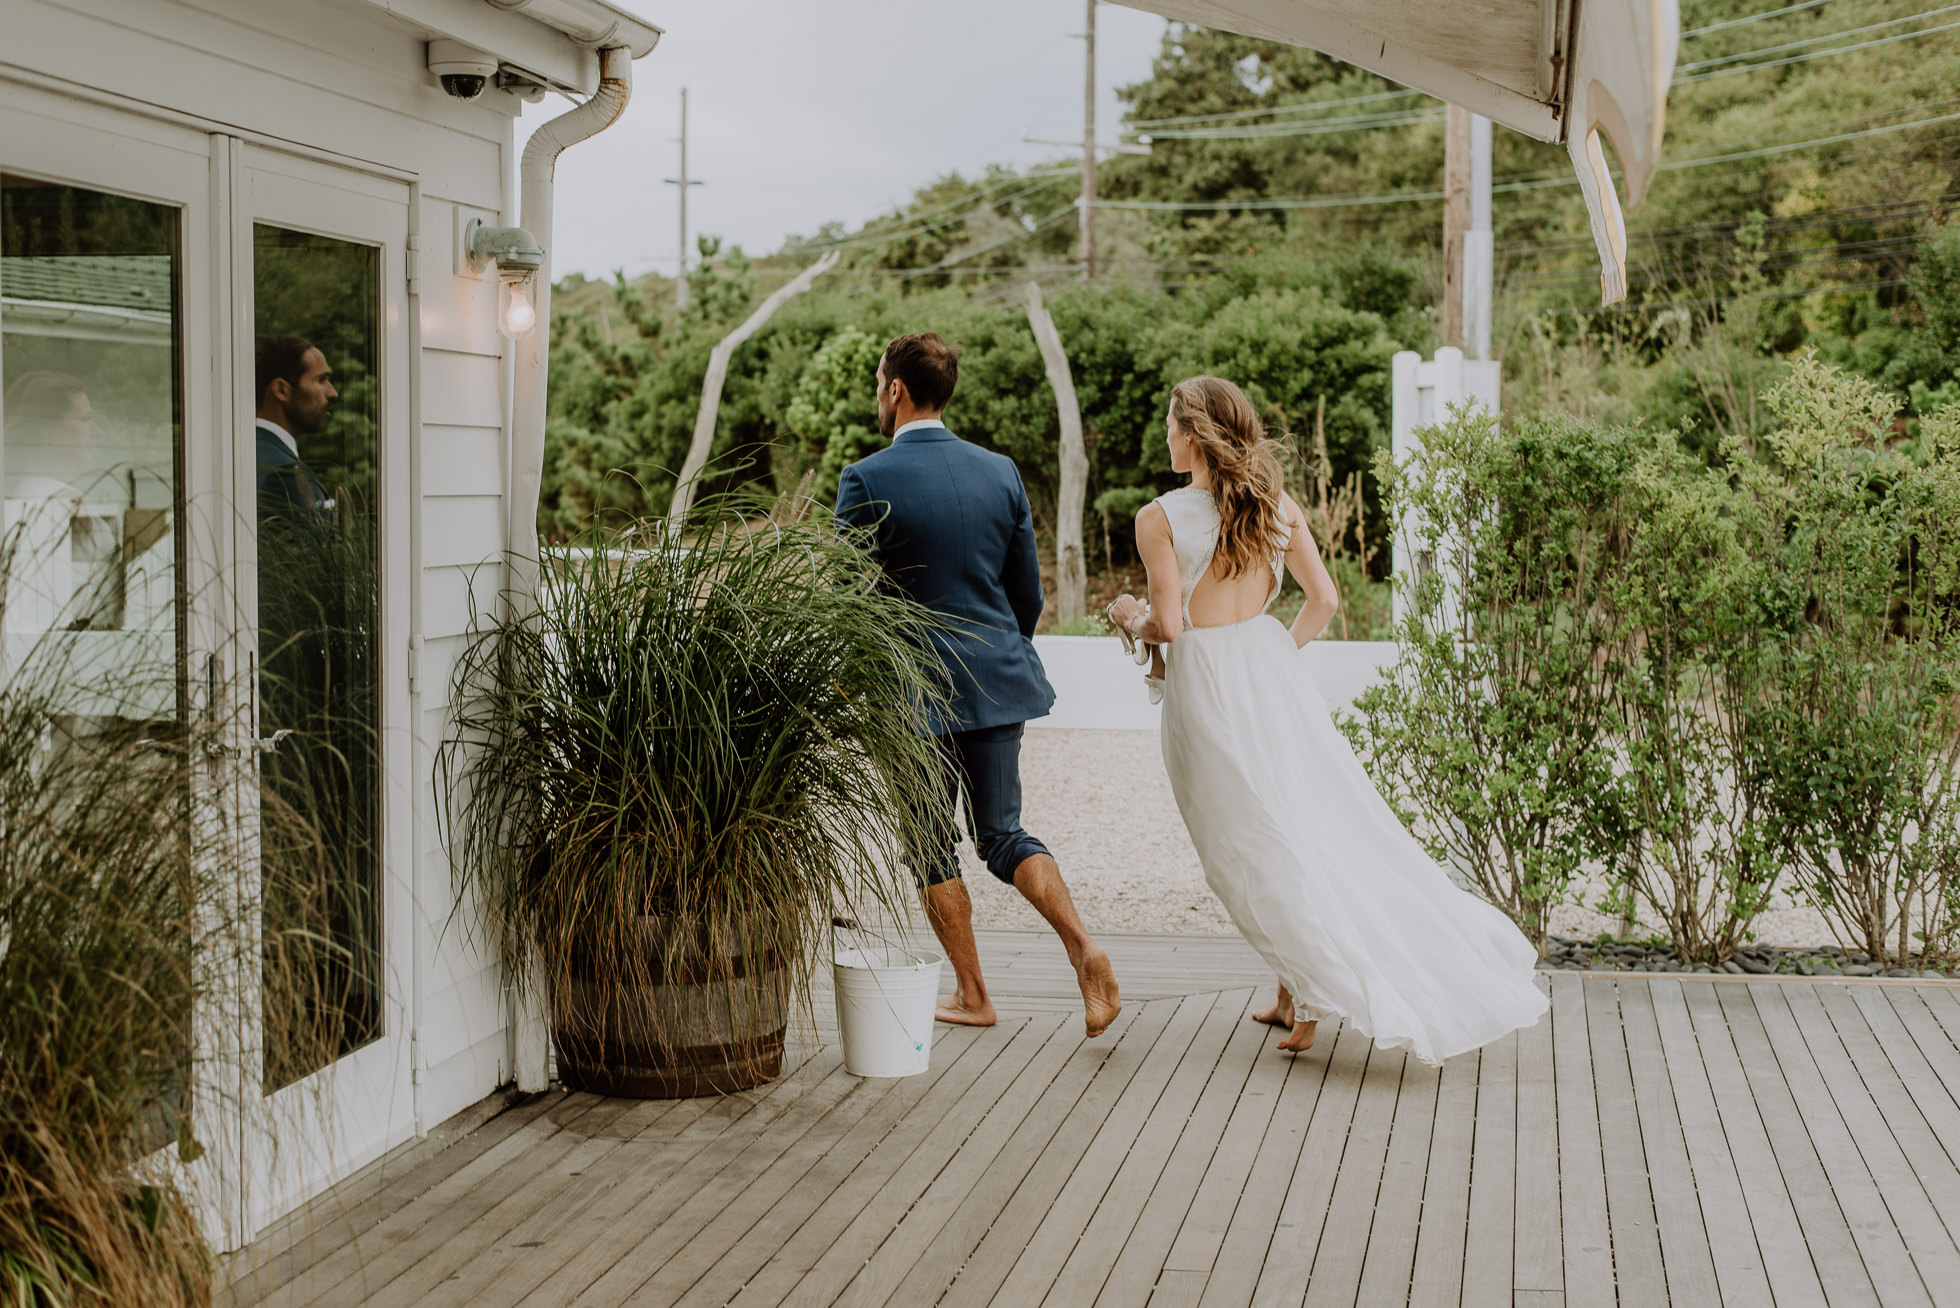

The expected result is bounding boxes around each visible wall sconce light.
[465,219,545,339]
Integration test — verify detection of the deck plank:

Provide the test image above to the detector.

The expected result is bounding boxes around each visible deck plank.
[1099,994,1273,1306]
[1615,980,1721,1308]
[733,1015,1061,1307]
[1513,986,1561,1297]
[1459,1034,1517,1308]
[1298,1042,1408,1308]
[1408,1048,1479,1308]
[1705,983,1884,1308]
[935,999,1185,1308]
[1242,1021,1372,1308]
[1676,982,1834,1308]
[1769,985,1960,1298]
[667,1025,989,1308]
[984,993,1222,1307]
[1583,977,1667,1308]
[1635,981,1774,1308]
[224,931,1960,1308]
[1550,975,1611,1308]
[269,1093,621,1307]
[1353,1055,1441,1307]
[1160,1005,1298,1278]
[1196,1043,1330,1308]
[830,1012,1094,1307]
[1050,992,1262,1308]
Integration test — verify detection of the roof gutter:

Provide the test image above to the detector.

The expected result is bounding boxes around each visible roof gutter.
[505,42,633,1092]
[483,0,661,57]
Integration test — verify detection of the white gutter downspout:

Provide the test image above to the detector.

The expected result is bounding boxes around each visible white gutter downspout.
[507,44,632,1092]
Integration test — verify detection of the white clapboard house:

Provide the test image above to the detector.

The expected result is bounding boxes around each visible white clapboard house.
[0,0,1674,1255]
[1,0,658,1246]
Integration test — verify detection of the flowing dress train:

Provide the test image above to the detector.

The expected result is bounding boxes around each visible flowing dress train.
[1150,485,1547,1066]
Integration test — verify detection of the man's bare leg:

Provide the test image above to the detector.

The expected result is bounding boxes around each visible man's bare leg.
[1010,853,1122,1037]
[924,877,997,1026]
[1252,983,1293,1028]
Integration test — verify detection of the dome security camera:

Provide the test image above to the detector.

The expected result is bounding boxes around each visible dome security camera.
[428,40,497,100]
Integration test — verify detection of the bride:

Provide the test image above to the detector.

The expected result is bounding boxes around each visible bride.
[1106,376,1547,1066]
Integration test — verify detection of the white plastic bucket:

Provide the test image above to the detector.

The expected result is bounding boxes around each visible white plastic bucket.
[833,946,943,1077]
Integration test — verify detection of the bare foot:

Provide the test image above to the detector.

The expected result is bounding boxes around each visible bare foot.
[1076,945,1122,1038]
[936,995,998,1026]
[1251,984,1293,1028]
[1276,1018,1318,1053]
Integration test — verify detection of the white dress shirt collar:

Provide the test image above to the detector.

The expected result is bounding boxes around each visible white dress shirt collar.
[256,418,300,459]
[894,418,947,439]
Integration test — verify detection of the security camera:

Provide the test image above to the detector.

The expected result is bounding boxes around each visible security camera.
[428,40,497,101]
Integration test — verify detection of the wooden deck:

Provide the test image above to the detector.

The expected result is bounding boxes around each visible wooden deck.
[223,929,1960,1307]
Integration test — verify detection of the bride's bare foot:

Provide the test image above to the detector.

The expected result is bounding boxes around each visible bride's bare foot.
[1276,1018,1318,1052]
[1251,984,1293,1028]
[1076,945,1122,1038]
[936,993,998,1026]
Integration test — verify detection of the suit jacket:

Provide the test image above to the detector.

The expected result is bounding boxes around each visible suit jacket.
[835,423,1055,735]
[255,421,329,518]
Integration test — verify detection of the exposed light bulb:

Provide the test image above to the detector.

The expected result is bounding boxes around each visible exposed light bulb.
[499,280,537,339]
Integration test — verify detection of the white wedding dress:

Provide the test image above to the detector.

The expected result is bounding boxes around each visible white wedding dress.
[1149,485,1548,1066]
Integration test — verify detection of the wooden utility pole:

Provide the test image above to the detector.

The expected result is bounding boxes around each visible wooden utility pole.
[1081,0,1096,282]
[664,87,702,308]
[1442,103,1472,349]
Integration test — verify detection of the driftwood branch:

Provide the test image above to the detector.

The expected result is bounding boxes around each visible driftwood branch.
[1025,281,1087,624]
[667,250,840,519]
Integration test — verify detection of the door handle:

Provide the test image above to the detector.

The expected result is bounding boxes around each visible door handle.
[253,729,294,756]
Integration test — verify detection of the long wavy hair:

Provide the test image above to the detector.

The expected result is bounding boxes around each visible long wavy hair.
[1170,376,1288,580]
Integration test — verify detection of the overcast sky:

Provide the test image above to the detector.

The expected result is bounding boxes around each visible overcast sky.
[521,1,1171,281]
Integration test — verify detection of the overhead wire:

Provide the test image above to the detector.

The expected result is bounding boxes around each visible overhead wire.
[1683,0,1837,37]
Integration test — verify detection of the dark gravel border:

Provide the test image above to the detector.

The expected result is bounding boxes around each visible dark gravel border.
[1536,935,1953,979]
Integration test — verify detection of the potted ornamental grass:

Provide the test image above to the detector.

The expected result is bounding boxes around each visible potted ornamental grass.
[441,502,954,1097]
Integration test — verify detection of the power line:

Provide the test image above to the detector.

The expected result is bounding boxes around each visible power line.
[1140,107,1445,141]
[1684,0,1836,38]
[1680,2,1959,69]
[1127,86,1426,131]
[1679,18,1960,81]
[1093,107,1960,211]
[793,168,1075,255]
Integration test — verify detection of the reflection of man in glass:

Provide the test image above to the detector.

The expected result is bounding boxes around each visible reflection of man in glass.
[4,370,101,498]
[254,334,333,514]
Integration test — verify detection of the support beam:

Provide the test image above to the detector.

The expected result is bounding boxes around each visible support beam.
[1442,104,1472,349]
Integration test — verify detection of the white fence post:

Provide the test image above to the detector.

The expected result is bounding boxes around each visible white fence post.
[1390,347,1500,632]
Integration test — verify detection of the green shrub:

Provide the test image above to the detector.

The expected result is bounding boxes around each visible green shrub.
[1342,408,1636,949]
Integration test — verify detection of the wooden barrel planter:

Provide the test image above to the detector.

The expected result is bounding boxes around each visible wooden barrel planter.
[553,913,790,1098]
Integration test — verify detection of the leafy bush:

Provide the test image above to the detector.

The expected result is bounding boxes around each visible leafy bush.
[1348,358,1960,963]
[1342,409,1636,949]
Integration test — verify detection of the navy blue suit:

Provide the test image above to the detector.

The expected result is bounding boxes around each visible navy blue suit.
[835,422,1055,885]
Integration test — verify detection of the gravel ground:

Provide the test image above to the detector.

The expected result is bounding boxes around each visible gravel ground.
[957,727,1843,951]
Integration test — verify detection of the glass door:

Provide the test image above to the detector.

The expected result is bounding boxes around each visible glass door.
[232,144,413,1231]
[0,86,234,1237]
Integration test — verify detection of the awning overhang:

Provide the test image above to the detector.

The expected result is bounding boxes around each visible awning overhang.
[364,0,660,96]
[1111,0,1680,302]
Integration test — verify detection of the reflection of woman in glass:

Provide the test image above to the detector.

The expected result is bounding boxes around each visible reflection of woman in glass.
[3,371,110,631]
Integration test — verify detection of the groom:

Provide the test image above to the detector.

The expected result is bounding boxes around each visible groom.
[835,332,1121,1038]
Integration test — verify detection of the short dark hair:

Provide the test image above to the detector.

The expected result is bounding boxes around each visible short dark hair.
[881,333,958,412]
[255,334,316,407]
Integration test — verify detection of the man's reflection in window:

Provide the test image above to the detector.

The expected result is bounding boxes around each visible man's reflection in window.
[253,335,334,515]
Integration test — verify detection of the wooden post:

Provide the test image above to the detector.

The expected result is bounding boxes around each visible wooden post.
[1026,282,1087,623]
[1442,103,1472,350]
[667,251,839,519]
[1081,0,1096,283]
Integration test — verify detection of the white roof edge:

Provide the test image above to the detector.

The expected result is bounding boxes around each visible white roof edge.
[486,0,662,58]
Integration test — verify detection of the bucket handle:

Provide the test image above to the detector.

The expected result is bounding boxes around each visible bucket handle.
[831,914,933,968]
